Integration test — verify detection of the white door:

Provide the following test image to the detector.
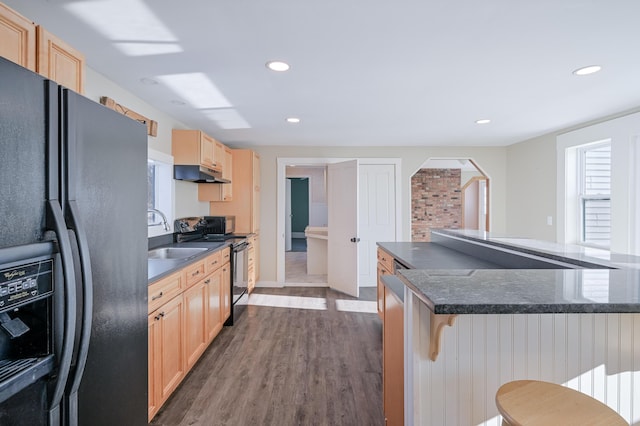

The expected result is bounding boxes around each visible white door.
[359,164,396,287]
[328,160,359,297]
[285,178,292,251]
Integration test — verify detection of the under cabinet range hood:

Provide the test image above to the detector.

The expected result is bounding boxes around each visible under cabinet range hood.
[173,165,231,183]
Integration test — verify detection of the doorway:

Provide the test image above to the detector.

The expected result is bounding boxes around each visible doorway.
[285,167,328,285]
[411,158,490,241]
[276,158,402,292]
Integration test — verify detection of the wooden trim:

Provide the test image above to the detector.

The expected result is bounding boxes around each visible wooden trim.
[460,176,489,230]
[429,312,457,361]
[468,159,490,232]
[100,96,158,136]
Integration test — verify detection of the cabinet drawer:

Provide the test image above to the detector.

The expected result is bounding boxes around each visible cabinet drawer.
[148,270,183,314]
[204,251,222,275]
[185,260,206,288]
[221,247,231,264]
[377,248,394,273]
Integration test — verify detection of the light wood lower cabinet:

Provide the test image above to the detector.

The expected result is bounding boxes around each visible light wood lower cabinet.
[383,285,404,426]
[221,262,231,322]
[247,237,256,294]
[184,282,207,370]
[377,248,394,319]
[205,268,223,343]
[148,294,185,421]
[148,247,231,421]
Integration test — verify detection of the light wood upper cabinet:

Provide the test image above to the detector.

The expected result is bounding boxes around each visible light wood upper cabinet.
[36,26,85,93]
[0,2,36,71]
[198,145,233,202]
[0,4,85,93]
[172,129,225,171]
[214,140,224,171]
[208,149,260,233]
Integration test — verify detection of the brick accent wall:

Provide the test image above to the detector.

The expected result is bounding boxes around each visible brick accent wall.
[411,169,462,241]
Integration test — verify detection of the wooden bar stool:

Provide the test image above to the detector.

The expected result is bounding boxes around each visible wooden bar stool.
[495,380,628,426]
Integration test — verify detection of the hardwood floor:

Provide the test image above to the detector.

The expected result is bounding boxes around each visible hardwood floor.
[150,287,383,426]
[285,252,327,284]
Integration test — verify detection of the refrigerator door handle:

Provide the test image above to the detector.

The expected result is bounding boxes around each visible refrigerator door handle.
[45,200,77,423]
[64,200,94,426]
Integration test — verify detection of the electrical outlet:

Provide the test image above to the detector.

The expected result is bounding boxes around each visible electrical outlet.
[547,216,553,226]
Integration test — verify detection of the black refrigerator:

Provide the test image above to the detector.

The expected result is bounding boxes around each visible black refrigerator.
[0,57,148,425]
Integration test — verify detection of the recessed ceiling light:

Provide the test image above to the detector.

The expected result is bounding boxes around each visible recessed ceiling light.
[266,61,290,72]
[140,77,158,85]
[286,117,301,123]
[475,119,491,124]
[573,65,602,76]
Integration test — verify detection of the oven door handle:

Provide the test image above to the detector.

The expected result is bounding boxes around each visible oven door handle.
[233,242,249,251]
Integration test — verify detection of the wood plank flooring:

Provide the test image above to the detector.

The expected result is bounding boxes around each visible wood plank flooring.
[150,287,383,426]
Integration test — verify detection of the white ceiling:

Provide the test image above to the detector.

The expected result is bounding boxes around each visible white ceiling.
[7,0,640,148]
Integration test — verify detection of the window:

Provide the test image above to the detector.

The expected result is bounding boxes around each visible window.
[147,149,174,237]
[577,142,611,248]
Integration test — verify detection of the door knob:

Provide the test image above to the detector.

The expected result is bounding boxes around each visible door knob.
[350,237,360,243]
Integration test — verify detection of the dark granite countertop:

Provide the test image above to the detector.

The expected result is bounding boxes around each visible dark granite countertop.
[148,241,230,283]
[397,268,640,314]
[377,242,502,269]
[433,229,640,270]
[378,232,640,315]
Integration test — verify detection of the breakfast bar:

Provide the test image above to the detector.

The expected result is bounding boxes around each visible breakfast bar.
[378,230,640,426]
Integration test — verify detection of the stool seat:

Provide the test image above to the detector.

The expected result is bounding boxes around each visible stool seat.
[496,380,627,426]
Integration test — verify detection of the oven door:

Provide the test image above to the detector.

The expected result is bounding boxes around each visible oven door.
[232,242,248,304]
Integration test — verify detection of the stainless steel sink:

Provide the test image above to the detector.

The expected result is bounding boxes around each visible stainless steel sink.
[148,247,208,260]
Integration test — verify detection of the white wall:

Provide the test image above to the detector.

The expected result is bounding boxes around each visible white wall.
[252,145,508,283]
[556,113,640,254]
[506,108,640,253]
[505,135,557,241]
[84,67,211,225]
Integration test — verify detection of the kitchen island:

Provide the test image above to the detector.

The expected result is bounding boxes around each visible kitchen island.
[378,230,640,426]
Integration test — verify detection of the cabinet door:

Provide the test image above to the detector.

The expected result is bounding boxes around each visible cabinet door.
[213,140,224,171]
[156,295,185,404]
[221,263,231,322]
[148,313,161,421]
[251,152,260,232]
[0,3,36,71]
[383,287,404,426]
[253,234,260,281]
[247,242,256,294]
[205,270,222,343]
[222,146,233,201]
[184,282,207,370]
[36,26,84,93]
[200,133,215,168]
[377,263,391,319]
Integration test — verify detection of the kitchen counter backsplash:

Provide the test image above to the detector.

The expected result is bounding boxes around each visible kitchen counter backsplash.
[148,233,175,250]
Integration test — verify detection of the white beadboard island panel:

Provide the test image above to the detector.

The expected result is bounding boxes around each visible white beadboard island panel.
[409,293,640,425]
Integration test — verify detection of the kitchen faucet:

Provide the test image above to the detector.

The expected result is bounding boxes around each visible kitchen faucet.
[147,208,170,231]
